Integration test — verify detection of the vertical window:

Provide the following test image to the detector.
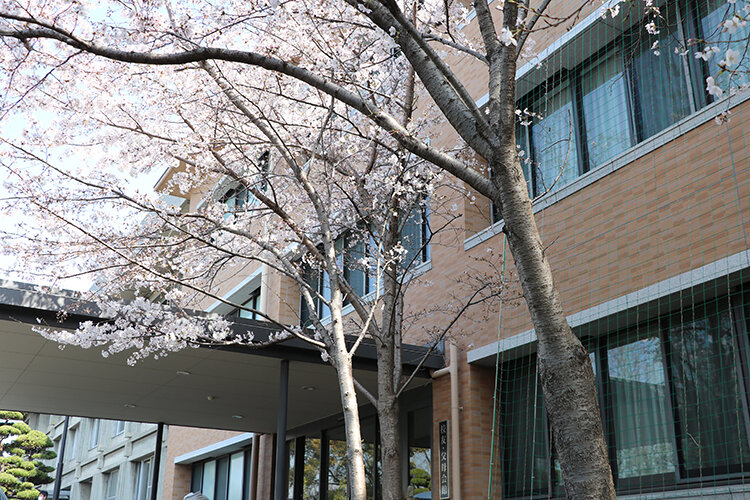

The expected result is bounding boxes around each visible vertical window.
[238,288,261,320]
[580,50,635,168]
[66,428,78,460]
[344,234,375,298]
[227,452,244,500]
[215,456,229,500]
[700,0,750,91]
[113,421,126,436]
[501,356,549,498]
[530,80,580,195]
[202,460,216,500]
[287,439,296,500]
[667,301,750,477]
[104,469,119,500]
[401,203,430,266]
[134,458,152,500]
[630,15,693,139]
[606,325,676,484]
[89,419,100,449]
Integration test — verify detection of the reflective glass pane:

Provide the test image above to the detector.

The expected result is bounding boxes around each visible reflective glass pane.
[288,439,296,499]
[531,83,579,195]
[631,15,692,138]
[202,460,216,500]
[502,356,548,497]
[303,438,322,499]
[668,304,750,476]
[327,439,349,500]
[228,452,244,500]
[581,51,634,168]
[608,328,676,479]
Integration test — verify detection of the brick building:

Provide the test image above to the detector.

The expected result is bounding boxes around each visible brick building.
[162,0,750,498]
[2,0,750,499]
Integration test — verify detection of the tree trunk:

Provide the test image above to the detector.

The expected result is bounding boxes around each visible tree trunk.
[329,282,368,500]
[377,223,404,500]
[490,154,615,499]
[378,391,402,500]
[333,346,369,500]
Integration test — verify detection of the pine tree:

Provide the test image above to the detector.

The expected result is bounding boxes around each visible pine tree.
[0,411,56,500]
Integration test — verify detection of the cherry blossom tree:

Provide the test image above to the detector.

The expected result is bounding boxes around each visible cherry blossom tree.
[0,0,748,498]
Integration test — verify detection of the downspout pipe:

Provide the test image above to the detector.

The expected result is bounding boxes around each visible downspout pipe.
[431,342,461,500]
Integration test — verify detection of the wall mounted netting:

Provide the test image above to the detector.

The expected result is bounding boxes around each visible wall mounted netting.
[487,0,750,497]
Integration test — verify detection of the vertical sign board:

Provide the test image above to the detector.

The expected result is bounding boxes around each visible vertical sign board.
[438,420,450,499]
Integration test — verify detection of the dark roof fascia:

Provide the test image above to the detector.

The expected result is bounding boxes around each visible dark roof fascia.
[0,282,445,375]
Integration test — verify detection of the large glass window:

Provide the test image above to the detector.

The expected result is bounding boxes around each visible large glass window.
[501,355,550,498]
[189,449,249,500]
[104,469,119,500]
[606,325,676,483]
[401,203,431,266]
[408,407,432,497]
[227,452,244,500]
[581,50,635,168]
[134,458,152,500]
[202,460,216,500]
[667,300,750,477]
[630,15,693,139]
[531,81,580,195]
[481,0,745,218]
[501,291,750,497]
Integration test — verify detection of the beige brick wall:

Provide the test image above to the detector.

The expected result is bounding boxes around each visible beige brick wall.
[162,426,246,500]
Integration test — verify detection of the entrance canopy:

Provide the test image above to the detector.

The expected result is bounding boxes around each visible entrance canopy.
[0,281,442,433]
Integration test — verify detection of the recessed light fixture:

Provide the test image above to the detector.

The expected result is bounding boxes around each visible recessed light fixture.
[176,370,192,376]
[124,403,137,408]
[231,415,244,419]
[301,385,316,391]
[207,395,216,401]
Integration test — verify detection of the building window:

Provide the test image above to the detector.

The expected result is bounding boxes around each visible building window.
[66,427,78,460]
[500,289,750,497]
[237,288,261,320]
[492,0,743,208]
[401,203,431,267]
[134,458,152,500]
[529,78,580,196]
[579,48,634,169]
[104,469,119,500]
[629,10,693,139]
[113,420,126,436]
[189,449,249,500]
[89,419,100,449]
[299,207,430,327]
[219,151,271,216]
